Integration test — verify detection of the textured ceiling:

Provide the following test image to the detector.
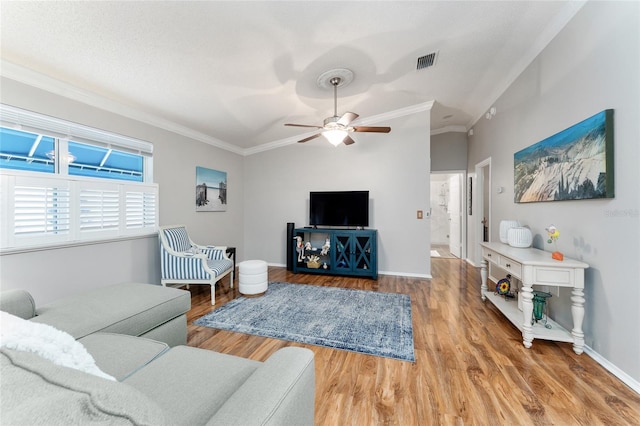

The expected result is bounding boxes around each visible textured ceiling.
[0,1,584,153]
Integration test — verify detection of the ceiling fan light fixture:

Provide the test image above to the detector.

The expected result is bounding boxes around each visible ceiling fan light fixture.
[285,67,390,146]
[323,129,347,146]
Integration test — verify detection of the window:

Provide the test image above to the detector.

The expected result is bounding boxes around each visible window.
[68,141,144,182]
[0,104,157,251]
[0,127,55,174]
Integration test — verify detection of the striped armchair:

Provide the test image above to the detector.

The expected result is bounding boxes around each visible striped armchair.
[158,225,234,305]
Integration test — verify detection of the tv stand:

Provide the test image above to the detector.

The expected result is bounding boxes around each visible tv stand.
[293,228,377,279]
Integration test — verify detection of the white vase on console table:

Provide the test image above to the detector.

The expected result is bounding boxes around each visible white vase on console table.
[507,226,533,248]
[499,220,520,243]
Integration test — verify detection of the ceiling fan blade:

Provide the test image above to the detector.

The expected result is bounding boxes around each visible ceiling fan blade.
[298,133,322,143]
[352,126,391,133]
[343,135,356,145]
[337,112,359,126]
[285,123,323,129]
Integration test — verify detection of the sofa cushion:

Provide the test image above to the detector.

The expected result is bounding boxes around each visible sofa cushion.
[208,347,316,426]
[32,283,190,340]
[124,345,260,425]
[79,333,169,381]
[139,313,187,347]
[1,348,168,425]
[0,311,114,381]
[0,289,36,319]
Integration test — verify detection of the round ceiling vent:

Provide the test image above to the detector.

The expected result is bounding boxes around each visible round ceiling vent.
[316,68,354,90]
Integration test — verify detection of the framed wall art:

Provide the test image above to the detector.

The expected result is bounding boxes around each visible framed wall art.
[514,109,614,203]
[195,166,227,212]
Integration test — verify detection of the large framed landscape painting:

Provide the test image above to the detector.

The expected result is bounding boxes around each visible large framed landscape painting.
[514,109,614,203]
[195,166,227,212]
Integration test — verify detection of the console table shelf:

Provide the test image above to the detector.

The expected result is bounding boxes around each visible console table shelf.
[480,241,588,354]
[483,292,573,343]
[293,228,377,279]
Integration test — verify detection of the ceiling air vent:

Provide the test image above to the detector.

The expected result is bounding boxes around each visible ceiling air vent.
[416,52,438,70]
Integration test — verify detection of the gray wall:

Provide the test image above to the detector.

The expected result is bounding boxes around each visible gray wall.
[431,131,468,172]
[0,77,431,305]
[243,111,432,277]
[467,1,639,385]
[0,77,244,304]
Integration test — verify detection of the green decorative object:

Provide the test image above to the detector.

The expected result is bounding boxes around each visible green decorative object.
[532,290,552,322]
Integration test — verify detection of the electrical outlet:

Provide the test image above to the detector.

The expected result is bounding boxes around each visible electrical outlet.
[417,210,423,219]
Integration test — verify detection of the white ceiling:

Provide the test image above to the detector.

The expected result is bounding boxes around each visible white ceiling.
[0,1,584,154]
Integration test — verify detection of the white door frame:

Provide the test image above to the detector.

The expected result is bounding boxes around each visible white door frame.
[475,158,491,265]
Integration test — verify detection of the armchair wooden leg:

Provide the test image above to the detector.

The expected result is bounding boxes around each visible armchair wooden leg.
[211,284,215,305]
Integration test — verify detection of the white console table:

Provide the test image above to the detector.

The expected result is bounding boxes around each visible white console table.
[480,242,589,354]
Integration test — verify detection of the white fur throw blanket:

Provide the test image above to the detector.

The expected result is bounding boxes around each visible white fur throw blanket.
[0,311,115,380]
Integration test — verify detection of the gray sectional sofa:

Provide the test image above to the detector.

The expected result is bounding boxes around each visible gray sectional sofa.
[0,283,315,425]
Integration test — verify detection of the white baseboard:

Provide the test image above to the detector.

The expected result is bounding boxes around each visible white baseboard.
[584,345,640,395]
[465,258,478,267]
[379,270,432,279]
[268,265,433,279]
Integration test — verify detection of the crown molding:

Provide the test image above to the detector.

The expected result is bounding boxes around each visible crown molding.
[431,125,467,136]
[243,134,309,156]
[1,60,436,157]
[0,60,244,155]
[353,100,434,126]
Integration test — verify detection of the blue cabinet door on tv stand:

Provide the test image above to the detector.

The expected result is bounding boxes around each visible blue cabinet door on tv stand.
[293,228,377,279]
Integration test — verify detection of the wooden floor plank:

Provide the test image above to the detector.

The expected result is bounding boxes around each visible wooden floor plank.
[183,258,640,425]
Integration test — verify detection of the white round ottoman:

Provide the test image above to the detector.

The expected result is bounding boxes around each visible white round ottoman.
[238,260,268,296]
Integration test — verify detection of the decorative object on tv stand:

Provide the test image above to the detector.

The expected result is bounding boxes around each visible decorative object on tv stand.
[545,224,563,261]
[499,220,520,243]
[306,255,321,269]
[507,226,533,248]
[320,238,330,256]
[294,236,304,262]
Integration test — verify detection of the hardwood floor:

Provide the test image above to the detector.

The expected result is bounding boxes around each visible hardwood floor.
[185,258,640,425]
[431,244,457,259]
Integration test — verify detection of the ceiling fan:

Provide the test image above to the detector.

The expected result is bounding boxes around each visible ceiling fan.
[284,71,391,146]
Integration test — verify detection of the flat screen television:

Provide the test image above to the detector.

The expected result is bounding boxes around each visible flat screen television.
[309,191,369,228]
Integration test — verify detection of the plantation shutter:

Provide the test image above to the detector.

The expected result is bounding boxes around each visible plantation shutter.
[1,172,158,250]
[15,181,71,236]
[125,189,157,230]
[79,184,120,233]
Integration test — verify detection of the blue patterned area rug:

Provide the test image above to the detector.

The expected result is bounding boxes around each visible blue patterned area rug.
[194,282,415,362]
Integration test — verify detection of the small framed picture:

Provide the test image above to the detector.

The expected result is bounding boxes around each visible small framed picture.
[196,166,227,212]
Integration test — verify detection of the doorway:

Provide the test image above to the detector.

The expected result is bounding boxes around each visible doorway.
[474,158,491,265]
[430,172,465,259]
